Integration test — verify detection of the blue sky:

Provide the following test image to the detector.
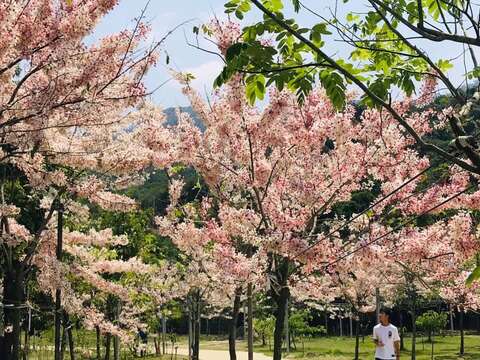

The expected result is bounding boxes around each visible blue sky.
[92,1,476,108]
[92,0,233,108]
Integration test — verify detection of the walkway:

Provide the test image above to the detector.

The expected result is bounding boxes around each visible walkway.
[175,347,272,360]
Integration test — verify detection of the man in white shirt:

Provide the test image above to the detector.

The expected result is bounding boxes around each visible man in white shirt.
[372,308,400,360]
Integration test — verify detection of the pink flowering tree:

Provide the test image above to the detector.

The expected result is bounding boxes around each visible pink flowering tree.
[0,1,174,358]
[384,213,480,356]
[147,19,470,360]
[157,176,265,360]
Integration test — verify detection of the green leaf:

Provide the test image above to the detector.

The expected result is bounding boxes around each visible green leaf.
[437,59,453,72]
[225,43,245,62]
[235,10,244,19]
[346,13,360,22]
[319,70,346,109]
[466,265,480,286]
[292,0,300,12]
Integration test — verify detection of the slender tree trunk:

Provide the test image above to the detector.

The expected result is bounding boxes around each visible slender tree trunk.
[113,302,120,360]
[188,306,192,360]
[65,314,75,360]
[229,288,242,360]
[104,334,111,360]
[162,313,167,355]
[60,320,67,360]
[375,288,380,320]
[243,303,247,340]
[399,312,405,350]
[290,332,296,351]
[285,297,290,354]
[324,312,328,336]
[193,293,200,360]
[54,204,64,360]
[272,259,290,360]
[2,263,25,360]
[349,316,353,338]
[247,283,253,360]
[154,337,160,355]
[450,306,455,332]
[96,326,101,360]
[459,307,465,356]
[354,316,360,360]
[411,309,417,360]
[22,308,29,360]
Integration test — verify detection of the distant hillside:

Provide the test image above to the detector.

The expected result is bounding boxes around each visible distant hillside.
[164,106,205,132]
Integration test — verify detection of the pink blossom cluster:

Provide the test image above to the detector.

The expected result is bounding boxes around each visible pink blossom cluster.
[150,21,480,313]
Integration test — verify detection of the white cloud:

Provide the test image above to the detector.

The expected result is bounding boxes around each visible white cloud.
[186,60,224,92]
[157,60,223,107]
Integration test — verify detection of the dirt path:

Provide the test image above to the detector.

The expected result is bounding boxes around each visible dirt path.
[175,347,271,360]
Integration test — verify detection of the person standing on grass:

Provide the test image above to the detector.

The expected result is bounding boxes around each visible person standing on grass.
[372,308,401,360]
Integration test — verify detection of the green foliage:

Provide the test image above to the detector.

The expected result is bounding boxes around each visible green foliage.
[416,310,448,338]
[217,0,455,110]
[254,316,275,343]
[289,310,326,338]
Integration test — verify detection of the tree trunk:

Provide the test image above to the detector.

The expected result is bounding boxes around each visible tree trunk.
[285,297,290,354]
[113,335,119,360]
[193,294,200,360]
[154,337,160,355]
[290,332,296,351]
[1,263,25,360]
[22,308,29,360]
[324,312,328,336]
[54,205,64,360]
[60,321,67,360]
[66,314,75,360]
[349,316,353,338]
[162,313,167,355]
[188,307,192,360]
[450,306,455,332]
[459,308,465,356]
[113,302,120,360]
[375,288,381,320]
[272,259,290,360]
[354,316,360,360]
[96,326,101,360]
[247,283,253,360]
[104,334,111,360]
[411,309,417,360]
[399,312,405,350]
[229,288,242,360]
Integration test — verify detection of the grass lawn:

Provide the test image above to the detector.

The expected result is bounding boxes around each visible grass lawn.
[24,331,480,359]
[197,334,480,359]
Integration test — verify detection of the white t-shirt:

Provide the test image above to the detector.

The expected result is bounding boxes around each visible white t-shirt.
[372,323,400,359]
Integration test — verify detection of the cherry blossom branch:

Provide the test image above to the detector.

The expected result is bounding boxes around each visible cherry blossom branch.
[250,0,480,174]
[326,184,474,268]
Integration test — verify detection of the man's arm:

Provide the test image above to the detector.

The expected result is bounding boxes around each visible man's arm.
[393,328,401,359]
[394,340,400,359]
[372,328,383,347]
